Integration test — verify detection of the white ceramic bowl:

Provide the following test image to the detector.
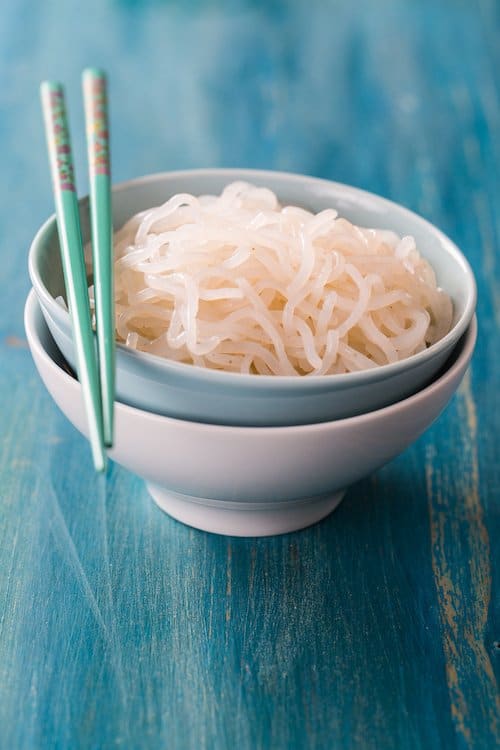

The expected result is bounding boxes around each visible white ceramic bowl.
[28,169,477,426]
[25,290,476,537]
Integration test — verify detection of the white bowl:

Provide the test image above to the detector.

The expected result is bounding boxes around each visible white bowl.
[25,290,476,537]
[28,168,477,425]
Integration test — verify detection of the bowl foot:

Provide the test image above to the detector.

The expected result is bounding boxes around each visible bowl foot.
[146,484,346,537]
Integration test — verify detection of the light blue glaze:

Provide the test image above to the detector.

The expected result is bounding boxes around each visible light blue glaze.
[29,170,476,425]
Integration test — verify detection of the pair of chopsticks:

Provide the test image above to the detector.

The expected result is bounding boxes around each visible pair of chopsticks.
[41,69,114,472]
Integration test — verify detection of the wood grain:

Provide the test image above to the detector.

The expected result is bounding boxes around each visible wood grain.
[0,0,498,748]
[427,372,499,748]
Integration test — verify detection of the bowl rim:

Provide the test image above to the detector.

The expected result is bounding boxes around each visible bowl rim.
[25,289,477,434]
[29,167,477,389]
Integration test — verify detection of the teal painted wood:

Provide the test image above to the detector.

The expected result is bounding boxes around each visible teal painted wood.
[0,0,498,748]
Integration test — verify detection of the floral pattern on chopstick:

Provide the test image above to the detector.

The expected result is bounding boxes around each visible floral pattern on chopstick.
[48,88,75,192]
[85,74,110,177]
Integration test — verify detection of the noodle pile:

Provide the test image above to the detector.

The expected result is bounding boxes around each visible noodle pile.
[90,182,453,376]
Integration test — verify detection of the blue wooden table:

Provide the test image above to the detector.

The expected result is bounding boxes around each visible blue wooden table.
[0,1,498,748]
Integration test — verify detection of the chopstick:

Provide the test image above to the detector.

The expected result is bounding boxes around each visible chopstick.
[82,68,115,447]
[40,81,107,472]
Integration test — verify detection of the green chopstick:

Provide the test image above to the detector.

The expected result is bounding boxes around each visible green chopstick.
[40,81,107,472]
[82,68,115,447]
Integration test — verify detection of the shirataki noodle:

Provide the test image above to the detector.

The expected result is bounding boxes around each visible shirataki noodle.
[88,182,453,376]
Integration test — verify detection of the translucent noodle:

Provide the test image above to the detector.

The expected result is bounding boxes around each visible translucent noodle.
[89,182,453,375]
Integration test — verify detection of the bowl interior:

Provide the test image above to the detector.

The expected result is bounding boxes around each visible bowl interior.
[31,169,475,324]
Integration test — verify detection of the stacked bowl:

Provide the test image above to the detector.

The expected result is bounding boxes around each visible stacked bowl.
[26,170,477,536]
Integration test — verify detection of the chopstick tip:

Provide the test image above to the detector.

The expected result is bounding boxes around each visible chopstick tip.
[40,80,64,98]
[95,453,108,474]
[82,67,107,82]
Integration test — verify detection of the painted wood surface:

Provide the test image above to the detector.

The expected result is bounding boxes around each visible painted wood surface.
[0,0,498,748]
